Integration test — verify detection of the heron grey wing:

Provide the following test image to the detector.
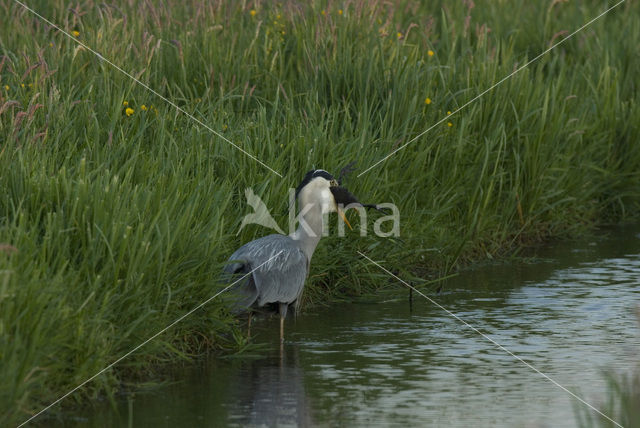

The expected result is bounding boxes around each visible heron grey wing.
[253,243,308,306]
[228,234,309,307]
[222,250,260,313]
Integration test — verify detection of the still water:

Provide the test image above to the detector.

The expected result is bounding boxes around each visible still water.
[72,226,639,427]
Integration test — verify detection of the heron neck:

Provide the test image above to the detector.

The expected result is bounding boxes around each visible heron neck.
[290,203,325,261]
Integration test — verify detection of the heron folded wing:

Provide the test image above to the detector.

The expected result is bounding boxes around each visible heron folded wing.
[222,260,259,313]
[223,234,309,310]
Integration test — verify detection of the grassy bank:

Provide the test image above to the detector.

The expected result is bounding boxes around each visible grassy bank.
[1,0,639,424]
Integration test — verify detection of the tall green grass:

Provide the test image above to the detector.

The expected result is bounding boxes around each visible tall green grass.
[1,0,639,424]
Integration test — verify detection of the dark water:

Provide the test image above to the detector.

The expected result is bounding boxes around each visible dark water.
[68,226,640,427]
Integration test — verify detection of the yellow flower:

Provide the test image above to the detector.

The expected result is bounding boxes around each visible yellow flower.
[125,107,134,116]
[338,9,343,15]
[321,10,326,16]
[28,83,33,87]
[277,14,281,19]
[447,110,451,115]
[222,124,228,131]
[72,30,80,37]
[447,122,453,127]
[49,42,54,47]
[3,85,8,90]
[250,9,256,16]
[397,32,403,39]
[281,31,285,35]
[425,97,432,105]
[141,104,147,111]
[428,50,434,57]
[123,101,128,106]
[21,83,25,88]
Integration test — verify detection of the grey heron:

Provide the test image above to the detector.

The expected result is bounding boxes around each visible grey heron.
[223,169,362,343]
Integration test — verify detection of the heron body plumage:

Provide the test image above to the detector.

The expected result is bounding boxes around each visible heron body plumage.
[225,234,309,317]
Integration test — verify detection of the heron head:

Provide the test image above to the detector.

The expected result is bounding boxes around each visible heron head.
[295,169,360,230]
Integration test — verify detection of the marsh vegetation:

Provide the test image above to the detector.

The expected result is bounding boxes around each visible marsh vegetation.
[1,0,639,424]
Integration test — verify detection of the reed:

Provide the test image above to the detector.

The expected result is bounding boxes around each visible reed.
[575,309,640,428]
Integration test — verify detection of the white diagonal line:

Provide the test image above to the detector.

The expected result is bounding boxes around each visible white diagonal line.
[357,250,624,428]
[358,0,625,177]
[11,0,282,178]
[17,250,284,427]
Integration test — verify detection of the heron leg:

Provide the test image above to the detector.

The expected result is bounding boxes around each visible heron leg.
[280,315,284,344]
[247,311,253,340]
[279,321,284,362]
[278,302,288,344]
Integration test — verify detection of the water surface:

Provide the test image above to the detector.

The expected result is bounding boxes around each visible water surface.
[69,226,640,427]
